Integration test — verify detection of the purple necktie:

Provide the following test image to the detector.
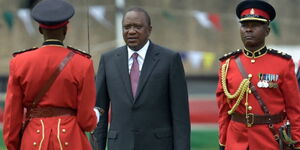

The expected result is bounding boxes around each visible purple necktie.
[130,53,140,97]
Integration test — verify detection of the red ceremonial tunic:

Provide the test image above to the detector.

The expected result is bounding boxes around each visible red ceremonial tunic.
[3,43,97,150]
[216,48,300,150]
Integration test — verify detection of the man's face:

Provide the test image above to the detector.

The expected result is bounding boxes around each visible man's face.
[240,21,270,49]
[122,11,152,51]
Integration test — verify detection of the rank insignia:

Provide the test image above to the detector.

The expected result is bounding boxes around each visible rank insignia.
[257,73,279,88]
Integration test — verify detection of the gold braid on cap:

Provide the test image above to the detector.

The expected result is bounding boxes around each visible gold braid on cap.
[221,58,251,115]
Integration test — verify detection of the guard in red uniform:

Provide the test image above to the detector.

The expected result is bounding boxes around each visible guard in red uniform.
[216,0,300,150]
[3,0,101,149]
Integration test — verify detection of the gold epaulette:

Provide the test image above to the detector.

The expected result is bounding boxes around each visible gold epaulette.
[267,49,291,59]
[13,47,38,57]
[67,46,91,58]
[219,49,242,61]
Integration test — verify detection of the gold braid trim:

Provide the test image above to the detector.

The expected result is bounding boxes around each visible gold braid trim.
[221,58,251,115]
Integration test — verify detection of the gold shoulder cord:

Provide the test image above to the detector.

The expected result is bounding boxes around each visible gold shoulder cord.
[221,58,252,115]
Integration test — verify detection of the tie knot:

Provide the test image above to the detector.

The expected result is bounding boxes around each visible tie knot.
[132,53,138,59]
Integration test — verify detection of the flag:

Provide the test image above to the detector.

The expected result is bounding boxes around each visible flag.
[17,8,35,35]
[203,52,216,70]
[270,20,280,37]
[89,6,112,28]
[192,11,212,28]
[192,11,222,31]
[161,10,176,21]
[208,13,222,31]
[3,11,14,30]
[187,51,203,69]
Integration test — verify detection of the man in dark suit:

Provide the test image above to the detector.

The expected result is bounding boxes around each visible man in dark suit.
[94,7,190,150]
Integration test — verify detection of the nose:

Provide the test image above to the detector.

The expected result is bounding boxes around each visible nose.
[246,27,251,32]
[128,27,136,34]
[245,26,253,32]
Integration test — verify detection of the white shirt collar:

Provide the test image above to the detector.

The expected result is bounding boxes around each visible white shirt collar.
[127,40,150,60]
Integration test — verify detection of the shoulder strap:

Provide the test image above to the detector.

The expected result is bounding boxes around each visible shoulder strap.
[235,57,270,115]
[31,51,75,108]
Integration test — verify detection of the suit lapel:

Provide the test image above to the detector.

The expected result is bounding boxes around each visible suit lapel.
[135,43,160,101]
[114,47,134,102]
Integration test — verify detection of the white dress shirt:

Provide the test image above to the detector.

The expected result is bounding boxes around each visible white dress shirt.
[128,40,150,73]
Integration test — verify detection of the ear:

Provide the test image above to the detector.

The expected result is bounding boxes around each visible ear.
[39,27,43,34]
[63,26,67,36]
[265,26,270,36]
[148,25,152,35]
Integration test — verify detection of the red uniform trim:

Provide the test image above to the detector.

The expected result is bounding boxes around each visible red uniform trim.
[241,8,270,20]
[39,21,69,29]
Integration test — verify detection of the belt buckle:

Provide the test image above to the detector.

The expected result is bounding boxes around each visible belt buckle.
[246,113,254,127]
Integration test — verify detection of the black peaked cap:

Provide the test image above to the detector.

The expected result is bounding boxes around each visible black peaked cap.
[31,0,74,26]
[236,0,276,22]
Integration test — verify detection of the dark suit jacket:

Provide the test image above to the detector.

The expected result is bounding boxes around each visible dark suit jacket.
[95,42,190,150]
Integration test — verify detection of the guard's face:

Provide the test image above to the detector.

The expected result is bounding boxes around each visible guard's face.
[122,11,152,51]
[240,21,270,49]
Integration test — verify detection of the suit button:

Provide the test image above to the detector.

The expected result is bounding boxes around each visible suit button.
[248,106,252,111]
[64,142,69,146]
[248,90,252,94]
[248,74,252,78]
[62,129,66,133]
[36,130,40,134]
[33,142,37,146]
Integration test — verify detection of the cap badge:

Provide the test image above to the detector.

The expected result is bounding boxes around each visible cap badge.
[250,8,255,15]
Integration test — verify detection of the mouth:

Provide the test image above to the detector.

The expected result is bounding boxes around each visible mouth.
[244,36,254,40]
[127,37,138,43]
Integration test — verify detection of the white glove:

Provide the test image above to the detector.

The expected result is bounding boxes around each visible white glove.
[93,108,101,124]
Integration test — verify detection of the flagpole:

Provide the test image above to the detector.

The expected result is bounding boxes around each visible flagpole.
[87,3,91,53]
[115,0,125,47]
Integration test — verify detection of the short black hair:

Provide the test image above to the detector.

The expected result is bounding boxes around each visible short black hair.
[123,7,151,26]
